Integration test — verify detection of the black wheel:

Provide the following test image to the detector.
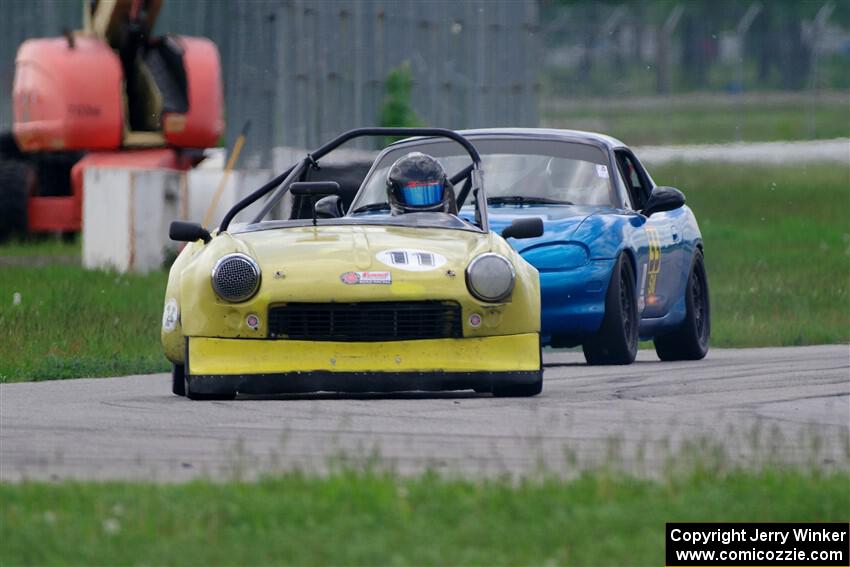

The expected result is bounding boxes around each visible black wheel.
[492,343,543,397]
[492,377,543,397]
[582,254,638,365]
[654,250,710,361]
[34,153,79,197]
[172,364,186,396]
[0,158,32,242]
[185,376,237,401]
[186,389,237,401]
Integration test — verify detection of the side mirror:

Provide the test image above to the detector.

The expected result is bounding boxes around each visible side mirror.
[291,181,342,226]
[502,217,544,240]
[290,181,341,196]
[643,186,685,216]
[169,220,211,243]
[315,194,344,218]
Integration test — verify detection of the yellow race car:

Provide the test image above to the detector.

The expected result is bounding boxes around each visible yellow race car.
[162,128,543,399]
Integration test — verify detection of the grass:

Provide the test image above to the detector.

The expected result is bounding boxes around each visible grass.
[0,236,81,258]
[0,162,847,381]
[1,468,847,566]
[0,264,169,382]
[541,95,850,146]
[651,162,850,347]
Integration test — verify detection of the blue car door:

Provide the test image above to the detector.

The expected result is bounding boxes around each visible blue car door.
[614,150,684,319]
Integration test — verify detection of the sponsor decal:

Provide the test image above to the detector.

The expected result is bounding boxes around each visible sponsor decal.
[376,249,447,272]
[246,314,260,330]
[162,298,179,332]
[67,103,101,117]
[340,271,392,285]
[645,227,662,303]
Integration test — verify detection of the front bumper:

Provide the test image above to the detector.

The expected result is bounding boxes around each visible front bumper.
[186,333,541,394]
[539,258,616,342]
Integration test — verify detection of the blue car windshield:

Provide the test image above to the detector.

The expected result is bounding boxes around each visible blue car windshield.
[350,138,614,214]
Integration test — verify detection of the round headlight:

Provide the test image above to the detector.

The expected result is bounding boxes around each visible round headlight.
[466,253,515,302]
[211,253,261,302]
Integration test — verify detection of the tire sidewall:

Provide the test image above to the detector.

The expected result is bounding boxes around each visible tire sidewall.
[619,256,639,360]
[583,253,638,364]
[686,250,710,352]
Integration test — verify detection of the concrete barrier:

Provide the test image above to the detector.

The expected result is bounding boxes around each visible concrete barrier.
[82,168,182,273]
[82,167,273,273]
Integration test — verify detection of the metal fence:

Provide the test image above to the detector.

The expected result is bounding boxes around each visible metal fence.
[0,0,540,166]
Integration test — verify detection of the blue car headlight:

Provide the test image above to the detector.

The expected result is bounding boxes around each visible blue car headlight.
[522,243,589,271]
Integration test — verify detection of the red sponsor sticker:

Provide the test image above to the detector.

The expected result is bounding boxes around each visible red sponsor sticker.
[340,271,391,285]
[340,272,360,285]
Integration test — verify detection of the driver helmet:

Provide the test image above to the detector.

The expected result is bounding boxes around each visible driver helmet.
[386,152,457,215]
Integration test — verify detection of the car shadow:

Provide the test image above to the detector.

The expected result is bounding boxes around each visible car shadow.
[235,390,489,401]
[542,360,660,368]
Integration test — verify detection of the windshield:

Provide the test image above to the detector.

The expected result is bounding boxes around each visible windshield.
[350,138,614,214]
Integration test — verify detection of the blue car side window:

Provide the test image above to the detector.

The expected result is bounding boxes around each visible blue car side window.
[615,150,651,210]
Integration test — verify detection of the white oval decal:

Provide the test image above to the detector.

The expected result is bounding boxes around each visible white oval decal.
[162,298,180,332]
[376,249,447,272]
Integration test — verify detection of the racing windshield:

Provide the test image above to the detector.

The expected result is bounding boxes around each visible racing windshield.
[350,138,615,214]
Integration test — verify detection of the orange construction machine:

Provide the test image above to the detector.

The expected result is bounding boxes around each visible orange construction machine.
[0,0,223,240]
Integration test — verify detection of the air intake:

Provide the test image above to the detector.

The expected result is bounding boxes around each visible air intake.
[268,301,462,341]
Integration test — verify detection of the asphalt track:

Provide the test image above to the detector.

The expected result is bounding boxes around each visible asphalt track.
[1,345,847,482]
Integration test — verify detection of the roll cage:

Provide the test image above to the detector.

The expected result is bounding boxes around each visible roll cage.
[218,128,489,233]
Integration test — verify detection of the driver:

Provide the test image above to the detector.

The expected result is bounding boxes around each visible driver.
[386,152,457,215]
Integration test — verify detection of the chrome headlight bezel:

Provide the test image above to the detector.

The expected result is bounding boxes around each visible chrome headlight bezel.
[465,253,516,303]
[211,253,261,302]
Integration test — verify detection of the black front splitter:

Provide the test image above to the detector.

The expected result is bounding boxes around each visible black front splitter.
[187,370,542,395]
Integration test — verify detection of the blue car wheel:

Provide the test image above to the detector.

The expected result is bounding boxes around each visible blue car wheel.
[582,254,639,365]
[654,250,711,361]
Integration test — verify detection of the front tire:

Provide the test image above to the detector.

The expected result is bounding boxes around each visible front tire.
[654,250,710,361]
[582,254,638,365]
[492,376,543,397]
[172,364,186,396]
[185,376,237,401]
[492,341,543,397]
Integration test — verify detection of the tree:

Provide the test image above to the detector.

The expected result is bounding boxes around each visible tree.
[378,61,423,143]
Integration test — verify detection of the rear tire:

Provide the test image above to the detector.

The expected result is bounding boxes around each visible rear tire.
[582,254,638,365]
[172,364,186,396]
[0,159,32,242]
[654,250,710,361]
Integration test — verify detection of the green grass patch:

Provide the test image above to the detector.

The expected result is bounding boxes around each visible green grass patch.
[0,265,169,382]
[542,97,849,146]
[1,468,846,566]
[652,162,850,347]
[0,236,81,258]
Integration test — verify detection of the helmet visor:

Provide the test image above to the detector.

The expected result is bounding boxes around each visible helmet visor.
[400,181,444,207]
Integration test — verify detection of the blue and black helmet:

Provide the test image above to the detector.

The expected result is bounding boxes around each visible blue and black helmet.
[386,152,456,215]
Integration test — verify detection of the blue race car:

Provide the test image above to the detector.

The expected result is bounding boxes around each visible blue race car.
[347,128,710,365]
